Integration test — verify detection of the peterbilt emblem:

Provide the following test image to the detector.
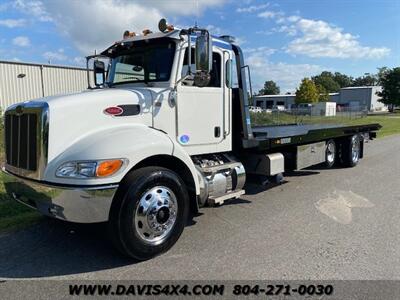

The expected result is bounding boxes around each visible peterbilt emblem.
[15,105,24,116]
[104,106,124,116]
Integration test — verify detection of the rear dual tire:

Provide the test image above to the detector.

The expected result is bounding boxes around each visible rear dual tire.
[324,135,362,168]
[341,134,362,167]
[324,139,336,168]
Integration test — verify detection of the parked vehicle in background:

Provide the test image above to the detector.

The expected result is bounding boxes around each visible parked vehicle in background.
[2,19,381,260]
[274,105,286,111]
[249,106,263,113]
[291,103,313,115]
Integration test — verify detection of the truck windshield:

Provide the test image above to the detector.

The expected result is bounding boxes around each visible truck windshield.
[108,39,176,86]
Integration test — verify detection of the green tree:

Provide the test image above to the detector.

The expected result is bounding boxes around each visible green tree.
[352,74,378,86]
[377,67,400,111]
[295,78,319,104]
[258,80,280,95]
[333,72,354,88]
[316,84,329,102]
[311,71,341,93]
[377,67,390,85]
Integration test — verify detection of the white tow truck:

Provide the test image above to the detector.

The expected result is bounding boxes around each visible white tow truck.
[3,20,380,260]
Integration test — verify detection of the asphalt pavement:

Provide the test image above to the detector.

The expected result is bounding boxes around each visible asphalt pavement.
[0,135,399,280]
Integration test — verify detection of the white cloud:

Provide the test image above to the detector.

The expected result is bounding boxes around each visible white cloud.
[286,18,391,59]
[12,36,30,47]
[14,0,225,54]
[234,36,246,45]
[43,50,67,62]
[256,30,274,36]
[72,56,86,66]
[206,25,225,36]
[256,10,390,60]
[245,49,322,92]
[257,10,277,19]
[13,0,52,21]
[243,46,276,56]
[0,18,26,28]
[236,3,270,13]
[274,24,297,36]
[287,15,300,23]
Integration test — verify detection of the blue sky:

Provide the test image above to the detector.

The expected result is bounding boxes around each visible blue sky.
[0,0,399,92]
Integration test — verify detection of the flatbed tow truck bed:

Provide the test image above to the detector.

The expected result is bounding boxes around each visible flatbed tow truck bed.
[251,123,381,151]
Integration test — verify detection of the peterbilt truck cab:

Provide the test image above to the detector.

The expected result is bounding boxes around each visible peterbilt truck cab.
[3,20,380,260]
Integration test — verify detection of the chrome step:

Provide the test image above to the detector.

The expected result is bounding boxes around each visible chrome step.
[208,189,245,206]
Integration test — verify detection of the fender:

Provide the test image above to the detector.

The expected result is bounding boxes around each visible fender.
[168,136,201,195]
[44,124,200,195]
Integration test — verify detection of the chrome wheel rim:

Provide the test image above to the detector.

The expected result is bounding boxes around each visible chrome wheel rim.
[134,186,178,245]
[351,136,360,162]
[326,142,335,164]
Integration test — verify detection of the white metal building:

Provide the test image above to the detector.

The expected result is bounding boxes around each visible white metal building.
[254,86,387,112]
[0,60,90,110]
[339,86,385,111]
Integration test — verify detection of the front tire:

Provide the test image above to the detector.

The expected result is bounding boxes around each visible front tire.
[108,167,189,260]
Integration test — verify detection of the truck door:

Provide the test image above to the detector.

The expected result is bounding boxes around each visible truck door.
[176,48,225,148]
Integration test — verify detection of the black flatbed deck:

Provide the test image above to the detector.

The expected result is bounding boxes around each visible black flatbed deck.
[250,123,381,151]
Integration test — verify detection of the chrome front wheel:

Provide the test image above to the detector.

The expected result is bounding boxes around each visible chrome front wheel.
[135,186,178,246]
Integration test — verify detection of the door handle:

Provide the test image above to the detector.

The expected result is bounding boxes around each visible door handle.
[214,126,221,138]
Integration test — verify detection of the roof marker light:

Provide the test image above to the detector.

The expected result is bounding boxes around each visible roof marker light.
[142,29,152,36]
[158,18,174,32]
[123,30,136,39]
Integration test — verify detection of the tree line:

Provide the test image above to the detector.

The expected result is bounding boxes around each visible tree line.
[257,67,400,109]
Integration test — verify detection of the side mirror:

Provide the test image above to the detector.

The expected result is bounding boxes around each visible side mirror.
[94,60,105,86]
[194,31,212,87]
[195,31,212,73]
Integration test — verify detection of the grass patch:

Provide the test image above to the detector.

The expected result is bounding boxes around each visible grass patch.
[0,120,42,233]
[0,172,43,233]
[0,204,42,233]
[347,114,400,137]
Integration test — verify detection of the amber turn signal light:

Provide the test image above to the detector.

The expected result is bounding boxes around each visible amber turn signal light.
[96,160,123,177]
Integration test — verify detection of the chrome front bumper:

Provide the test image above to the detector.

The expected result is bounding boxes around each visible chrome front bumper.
[2,167,118,223]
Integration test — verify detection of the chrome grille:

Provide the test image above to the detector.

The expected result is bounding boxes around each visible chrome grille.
[4,101,49,179]
[5,113,38,170]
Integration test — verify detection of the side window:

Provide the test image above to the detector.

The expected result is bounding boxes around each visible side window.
[181,48,196,78]
[181,48,222,88]
[225,59,232,88]
[208,52,221,87]
[231,56,239,88]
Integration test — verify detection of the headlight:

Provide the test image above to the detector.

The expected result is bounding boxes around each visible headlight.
[56,159,126,178]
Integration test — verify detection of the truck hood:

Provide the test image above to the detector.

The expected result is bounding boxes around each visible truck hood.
[41,87,154,112]
[29,86,163,161]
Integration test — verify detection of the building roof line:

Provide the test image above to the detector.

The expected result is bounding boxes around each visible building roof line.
[341,86,381,89]
[0,60,88,71]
